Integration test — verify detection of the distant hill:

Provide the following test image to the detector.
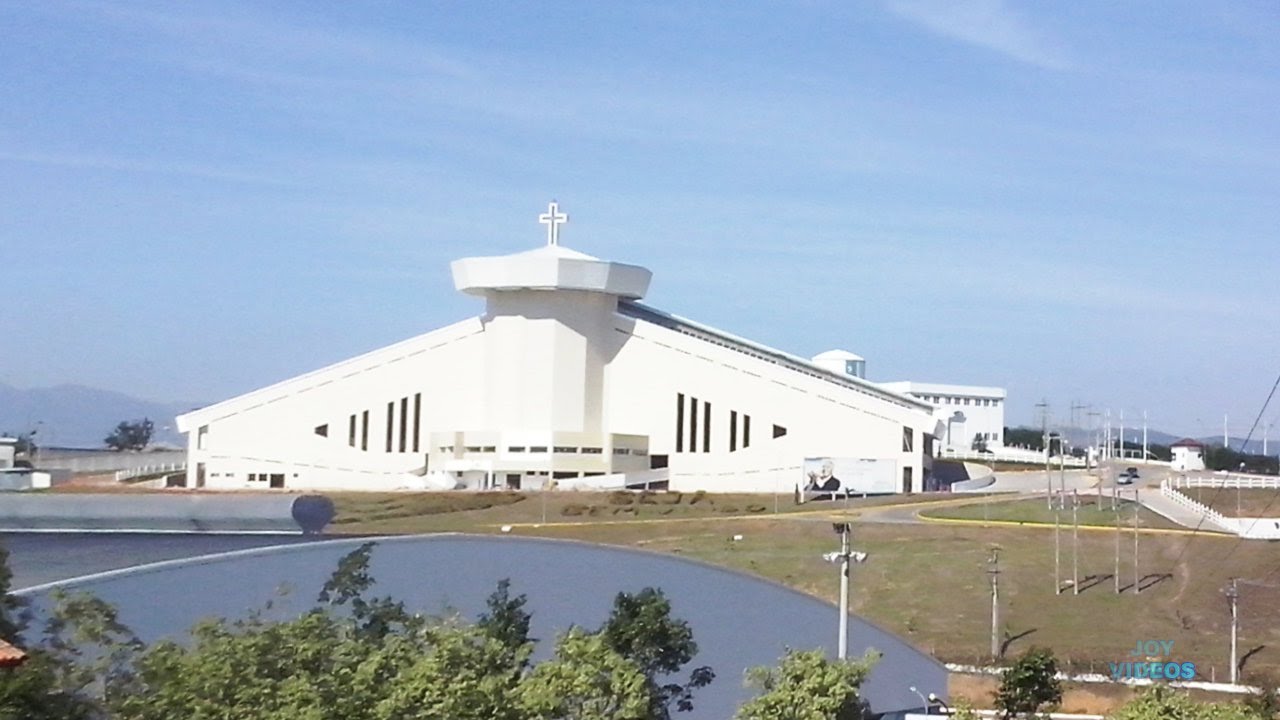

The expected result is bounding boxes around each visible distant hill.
[0,383,200,449]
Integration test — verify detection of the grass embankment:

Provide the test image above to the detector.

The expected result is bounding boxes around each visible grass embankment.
[920,496,1182,531]
[1192,488,1280,518]
[326,490,1280,685]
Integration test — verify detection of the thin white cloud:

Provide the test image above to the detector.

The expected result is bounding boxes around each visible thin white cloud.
[0,150,291,186]
[885,0,1074,71]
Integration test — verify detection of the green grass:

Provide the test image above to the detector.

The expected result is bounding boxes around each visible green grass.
[920,496,1181,530]
[1192,488,1280,518]
[331,490,1280,680]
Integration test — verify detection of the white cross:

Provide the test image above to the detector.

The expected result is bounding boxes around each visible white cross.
[538,200,568,246]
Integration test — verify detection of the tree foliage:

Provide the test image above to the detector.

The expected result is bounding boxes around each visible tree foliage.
[1109,685,1260,720]
[1,542,716,720]
[103,419,153,452]
[995,646,1062,718]
[735,648,877,720]
[598,587,714,719]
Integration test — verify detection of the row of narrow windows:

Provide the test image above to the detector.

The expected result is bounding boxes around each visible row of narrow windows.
[313,393,422,454]
[675,392,786,454]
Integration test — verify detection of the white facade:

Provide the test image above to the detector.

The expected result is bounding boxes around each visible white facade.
[1171,440,1206,472]
[177,214,941,494]
[0,438,15,469]
[875,381,1006,452]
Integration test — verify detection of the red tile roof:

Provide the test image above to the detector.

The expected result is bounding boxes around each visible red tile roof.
[0,639,27,668]
[1171,438,1206,448]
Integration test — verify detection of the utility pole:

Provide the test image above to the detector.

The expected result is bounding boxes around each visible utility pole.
[1038,400,1051,509]
[1072,490,1080,595]
[989,547,1001,660]
[1133,488,1141,594]
[838,524,850,659]
[1224,414,1229,449]
[1104,408,1112,461]
[1119,409,1125,463]
[1054,495,1062,595]
[1059,444,1067,506]
[1142,410,1148,463]
[1114,485,1121,593]
[1226,579,1239,685]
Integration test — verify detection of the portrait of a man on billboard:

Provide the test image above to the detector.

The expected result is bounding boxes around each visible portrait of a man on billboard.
[804,457,843,493]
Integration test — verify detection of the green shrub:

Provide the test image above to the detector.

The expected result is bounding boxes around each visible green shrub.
[716,505,739,513]
[638,490,659,505]
[608,491,636,506]
[689,490,708,505]
[562,504,589,517]
[612,506,637,516]
[656,492,683,505]
[745,504,767,513]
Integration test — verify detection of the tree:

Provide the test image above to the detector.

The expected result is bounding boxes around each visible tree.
[104,419,153,452]
[598,587,714,719]
[1110,685,1260,720]
[0,544,25,642]
[316,541,412,639]
[735,648,877,720]
[517,628,650,720]
[477,578,534,670]
[994,646,1062,719]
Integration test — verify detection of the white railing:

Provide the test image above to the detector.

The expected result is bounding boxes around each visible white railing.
[114,463,186,483]
[1160,479,1229,528]
[1173,475,1280,490]
[1160,479,1280,538]
[940,447,1087,467]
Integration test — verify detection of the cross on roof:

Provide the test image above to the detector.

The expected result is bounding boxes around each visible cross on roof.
[538,201,568,246]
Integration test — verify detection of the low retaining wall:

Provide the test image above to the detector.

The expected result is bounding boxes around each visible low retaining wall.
[0,494,335,534]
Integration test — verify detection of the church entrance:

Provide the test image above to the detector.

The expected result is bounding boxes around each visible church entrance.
[506,473,521,490]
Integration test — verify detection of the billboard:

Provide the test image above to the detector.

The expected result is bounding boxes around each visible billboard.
[802,457,898,496]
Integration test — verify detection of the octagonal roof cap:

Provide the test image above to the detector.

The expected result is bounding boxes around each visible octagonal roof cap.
[451,244,652,299]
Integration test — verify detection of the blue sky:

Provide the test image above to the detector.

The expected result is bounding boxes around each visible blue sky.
[2,1,1277,437]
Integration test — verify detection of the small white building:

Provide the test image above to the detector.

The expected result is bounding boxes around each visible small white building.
[1171,438,1207,472]
[874,381,1007,452]
[0,438,15,469]
[176,205,943,494]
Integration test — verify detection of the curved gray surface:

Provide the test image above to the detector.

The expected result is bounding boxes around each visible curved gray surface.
[1,533,326,588]
[0,493,330,533]
[15,534,946,717]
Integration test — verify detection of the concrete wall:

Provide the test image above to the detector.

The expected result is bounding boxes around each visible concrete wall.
[0,493,333,533]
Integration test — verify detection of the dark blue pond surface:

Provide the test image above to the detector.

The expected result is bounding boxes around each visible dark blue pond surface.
[1,532,324,589]
[11,534,945,717]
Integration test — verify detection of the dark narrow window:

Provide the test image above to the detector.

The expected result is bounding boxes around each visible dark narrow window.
[412,393,421,453]
[903,427,914,452]
[689,398,699,452]
[703,401,711,453]
[676,393,685,453]
[386,402,394,452]
[315,424,328,438]
[743,414,751,448]
[730,410,738,452]
[773,424,787,439]
[399,397,409,452]
[361,410,369,451]
[348,415,356,447]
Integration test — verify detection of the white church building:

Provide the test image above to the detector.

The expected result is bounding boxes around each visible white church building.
[177,204,1006,495]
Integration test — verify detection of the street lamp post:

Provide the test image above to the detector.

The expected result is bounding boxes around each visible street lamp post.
[824,523,867,659]
[909,686,929,712]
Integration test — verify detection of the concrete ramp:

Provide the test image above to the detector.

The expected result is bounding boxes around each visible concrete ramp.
[0,493,334,534]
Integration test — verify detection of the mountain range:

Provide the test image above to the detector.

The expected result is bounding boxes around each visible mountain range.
[0,383,201,449]
[3,382,1274,456]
